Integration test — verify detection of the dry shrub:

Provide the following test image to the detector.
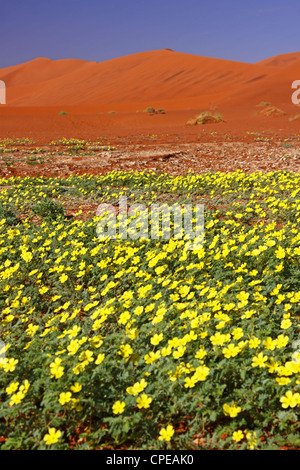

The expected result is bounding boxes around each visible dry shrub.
[186,111,224,125]
[289,114,300,122]
[260,106,286,117]
[143,107,156,114]
[256,102,286,118]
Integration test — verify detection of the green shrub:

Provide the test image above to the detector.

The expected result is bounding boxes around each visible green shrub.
[143,107,156,114]
[32,198,65,221]
[258,101,271,107]
[0,204,20,226]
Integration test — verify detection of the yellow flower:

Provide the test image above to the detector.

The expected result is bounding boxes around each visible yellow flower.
[59,273,68,283]
[59,391,72,405]
[26,324,39,337]
[210,332,231,346]
[49,357,64,379]
[173,346,186,359]
[43,428,62,445]
[248,336,261,349]
[192,365,210,382]
[21,251,33,263]
[134,306,144,316]
[6,382,19,395]
[150,333,163,346]
[155,265,166,275]
[246,431,258,450]
[144,350,161,364]
[70,382,82,393]
[79,349,94,363]
[2,357,18,372]
[184,376,196,388]
[67,339,81,355]
[158,424,175,442]
[136,393,152,409]
[195,347,207,360]
[280,390,300,409]
[231,327,244,340]
[251,352,268,368]
[236,292,249,303]
[67,325,81,338]
[275,263,284,272]
[9,391,25,406]
[39,286,49,295]
[19,379,30,394]
[222,343,240,358]
[232,430,244,442]
[112,400,125,414]
[263,337,277,350]
[275,334,289,349]
[280,318,292,330]
[216,320,226,330]
[276,377,291,385]
[118,311,131,325]
[275,246,285,259]
[161,345,172,356]
[223,403,242,418]
[119,344,133,359]
[126,378,148,396]
[95,353,105,364]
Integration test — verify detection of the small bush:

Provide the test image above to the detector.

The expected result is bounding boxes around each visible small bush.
[258,101,271,107]
[143,107,156,114]
[187,111,224,125]
[32,198,65,221]
[0,204,20,226]
[289,114,300,122]
[256,103,286,118]
[58,111,68,115]
[260,106,286,118]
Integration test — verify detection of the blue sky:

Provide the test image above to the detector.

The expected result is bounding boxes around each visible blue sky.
[1,0,300,67]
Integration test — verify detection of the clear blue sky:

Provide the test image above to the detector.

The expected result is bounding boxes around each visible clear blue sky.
[1,0,300,68]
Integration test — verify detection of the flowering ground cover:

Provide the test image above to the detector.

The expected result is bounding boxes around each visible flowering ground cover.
[0,169,299,449]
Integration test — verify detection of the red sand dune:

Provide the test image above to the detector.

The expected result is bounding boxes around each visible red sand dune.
[0,49,300,140]
[256,51,300,67]
[219,52,300,111]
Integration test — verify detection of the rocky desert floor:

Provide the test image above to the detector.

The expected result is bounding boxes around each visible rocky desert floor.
[1,127,299,179]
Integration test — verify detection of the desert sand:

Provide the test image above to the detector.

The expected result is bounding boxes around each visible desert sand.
[0,49,300,177]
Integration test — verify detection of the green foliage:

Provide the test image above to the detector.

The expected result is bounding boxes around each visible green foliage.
[0,169,299,450]
[32,198,65,221]
[0,203,20,226]
[143,107,156,114]
[258,101,271,107]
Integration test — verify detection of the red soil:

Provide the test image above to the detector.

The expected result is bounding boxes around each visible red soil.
[0,49,299,160]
